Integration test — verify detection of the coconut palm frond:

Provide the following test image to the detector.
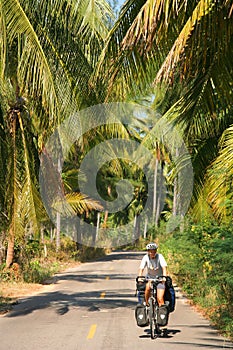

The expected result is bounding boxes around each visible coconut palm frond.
[2,0,60,123]
[205,126,233,221]
[94,0,192,99]
[65,192,103,213]
[95,0,232,105]
[50,192,102,217]
[155,0,216,83]
[190,182,214,221]
[1,0,114,123]
[72,0,114,40]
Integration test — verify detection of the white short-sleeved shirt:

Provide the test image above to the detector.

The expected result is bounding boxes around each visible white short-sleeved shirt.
[139,253,167,278]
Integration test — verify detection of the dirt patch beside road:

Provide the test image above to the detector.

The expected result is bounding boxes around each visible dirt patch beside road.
[0,261,81,314]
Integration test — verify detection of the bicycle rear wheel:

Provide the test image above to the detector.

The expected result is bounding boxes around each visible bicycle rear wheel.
[149,298,156,339]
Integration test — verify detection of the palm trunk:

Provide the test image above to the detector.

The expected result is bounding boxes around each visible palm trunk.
[103,210,108,227]
[173,176,178,216]
[56,212,61,252]
[76,218,82,248]
[0,231,6,264]
[173,147,179,216]
[155,163,164,226]
[143,217,148,239]
[134,214,141,241]
[56,157,62,252]
[6,226,14,268]
[6,116,17,268]
[96,212,100,240]
[153,158,159,222]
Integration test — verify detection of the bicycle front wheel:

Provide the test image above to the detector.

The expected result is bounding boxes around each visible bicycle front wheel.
[149,298,156,339]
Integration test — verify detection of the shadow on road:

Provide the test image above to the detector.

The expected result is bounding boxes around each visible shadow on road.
[52,272,136,283]
[3,251,146,318]
[164,341,233,348]
[139,328,181,339]
[95,251,145,261]
[138,328,233,348]
[4,288,138,318]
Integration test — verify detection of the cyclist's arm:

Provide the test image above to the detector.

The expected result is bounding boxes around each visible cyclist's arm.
[138,268,144,277]
[138,256,147,278]
[162,266,167,282]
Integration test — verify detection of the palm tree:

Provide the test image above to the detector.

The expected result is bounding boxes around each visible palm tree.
[205,125,233,223]
[96,0,233,223]
[4,96,44,267]
[0,0,114,264]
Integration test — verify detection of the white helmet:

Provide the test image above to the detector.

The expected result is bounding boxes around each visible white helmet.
[146,242,158,250]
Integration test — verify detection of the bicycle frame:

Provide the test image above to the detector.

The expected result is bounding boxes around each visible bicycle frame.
[148,280,160,339]
[148,277,162,339]
[135,275,168,339]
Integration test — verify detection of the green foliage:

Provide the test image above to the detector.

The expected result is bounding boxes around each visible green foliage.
[0,263,22,282]
[75,245,106,262]
[22,260,60,284]
[156,220,233,339]
[45,236,78,261]
[0,236,78,283]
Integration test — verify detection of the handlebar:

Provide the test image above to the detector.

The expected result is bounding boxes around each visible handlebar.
[136,275,167,283]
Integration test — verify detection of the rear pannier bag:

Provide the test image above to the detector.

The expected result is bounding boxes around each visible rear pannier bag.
[135,303,148,327]
[157,305,169,326]
[164,276,176,313]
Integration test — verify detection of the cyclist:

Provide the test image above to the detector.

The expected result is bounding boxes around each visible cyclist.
[138,242,167,306]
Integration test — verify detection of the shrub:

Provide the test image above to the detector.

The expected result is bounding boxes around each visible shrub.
[155,220,233,339]
[22,259,60,283]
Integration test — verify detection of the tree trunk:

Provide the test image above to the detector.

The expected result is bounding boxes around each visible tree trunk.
[155,163,164,226]
[153,158,158,222]
[173,176,178,216]
[143,217,148,239]
[103,210,108,227]
[6,226,14,268]
[96,212,100,240]
[50,227,54,242]
[76,218,82,249]
[56,211,61,252]
[56,156,62,252]
[40,226,44,243]
[0,231,6,265]
[173,147,179,216]
[6,117,17,268]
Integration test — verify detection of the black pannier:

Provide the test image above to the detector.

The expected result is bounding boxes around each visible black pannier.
[136,278,146,292]
[135,303,149,327]
[164,276,176,313]
[157,305,169,326]
[136,276,146,304]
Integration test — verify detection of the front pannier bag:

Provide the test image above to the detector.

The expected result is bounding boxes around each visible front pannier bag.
[136,276,146,304]
[157,305,169,326]
[135,303,148,327]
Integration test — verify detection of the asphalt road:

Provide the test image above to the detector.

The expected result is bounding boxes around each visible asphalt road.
[0,251,233,350]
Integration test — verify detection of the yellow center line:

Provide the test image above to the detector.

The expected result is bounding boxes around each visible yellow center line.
[105,276,110,280]
[87,324,97,339]
[100,292,105,299]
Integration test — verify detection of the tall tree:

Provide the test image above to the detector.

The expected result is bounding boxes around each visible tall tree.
[96,0,233,222]
[0,0,114,263]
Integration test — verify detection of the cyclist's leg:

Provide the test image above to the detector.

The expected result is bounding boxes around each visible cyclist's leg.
[157,283,165,306]
[145,281,151,305]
